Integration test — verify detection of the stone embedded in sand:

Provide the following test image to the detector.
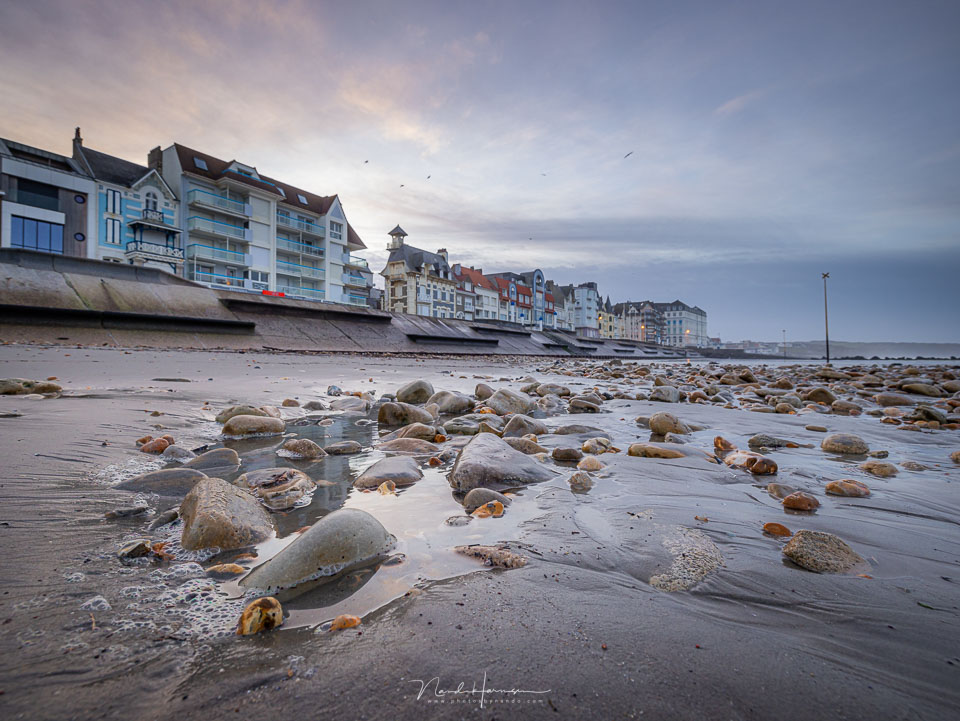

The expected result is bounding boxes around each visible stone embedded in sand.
[184,447,241,470]
[860,460,897,477]
[472,500,505,517]
[116,467,209,496]
[240,508,395,592]
[628,443,685,459]
[649,386,680,403]
[354,456,423,488]
[503,437,548,455]
[478,420,503,435]
[207,563,246,576]
[766,482,796,499]
[396,379,434,404]
[484,389,536,415]
[378,401,435,426]
[329,614,362,631]
[426,390,473,414]
[462,488,512,513]
[763,522,792,537]
[825,479,871,497]
[775,402,795,414]
[454,544,527,568]
[536,382,571,397]
[280,438,326,459]
[139,437,170,454]
[831,400,862,415]
[180,477,273,551]
[902,383,944,398]
[803,387,837,404]
[951,450,960,464]
[215,405,268,424]
[554,424,609,436]
[747,434,795,449]
[821,433,869,455]
[552,447,584,462]
[281,398,299,407]
[502,414,548,438]
[723,450,778,475]
[582,437,614,454]
[649,411,689,435]
[378,438,440,454]
[236,468,316,511]
[222,415,285,437]
[475,383,494,401]
[577,455,606,471]
[161,444,197,463]
[385,422,438,441]
[330,396,370,412]
[782,491,819,511]
[874,392,915,407]
[302,400,329,411]
[237,597,283,635]
[324,440,362,455]
[568,398,601,413]
[567,471,594,492]
[782,530,865,573]
[805,425,828,432]
[448,433,555,492]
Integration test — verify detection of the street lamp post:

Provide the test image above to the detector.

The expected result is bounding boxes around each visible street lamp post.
[822,273,830,364]
[782,329,786,360]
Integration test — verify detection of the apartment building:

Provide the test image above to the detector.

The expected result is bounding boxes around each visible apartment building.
[452,264,500,321]
[380,226,457,317]
[615,301,664,344]
[554,281,600,337]
[489,269,557,329]
[599,296,626,339]
[0,136,96,258]
[655,300,708,347]
[71,129,183,273]
[151,143,367,305]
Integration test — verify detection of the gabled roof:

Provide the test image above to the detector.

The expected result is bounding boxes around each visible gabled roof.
[386,242,450,277]
[0,138,87,175]
[346,223,366,250]
[389,225,407,237]
[453,265,498,291]
[77,145,178,198]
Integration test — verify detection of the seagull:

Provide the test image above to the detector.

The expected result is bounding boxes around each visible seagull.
[426,175,431,179]
[363,160,369,164]
[541,172,547,176]
[623,151,634,159]
[399,184,405,188]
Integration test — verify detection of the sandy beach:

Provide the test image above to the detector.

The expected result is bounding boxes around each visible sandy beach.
[1,345,958,721]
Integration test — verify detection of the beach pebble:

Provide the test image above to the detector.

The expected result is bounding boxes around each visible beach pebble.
[552,447,584,462]
[378,438,439,454]
[396,379,434,404]
[183,447,241,471]
[782,491,819,511]
[281,438,326,459]
[215,405,268,424]
[805,425,828,432]
[825,479,871,497]
[237,597,283,635]
[222,415,285,437]
[448,433,554,492]
[503,437,548,454]
[324,440,363,455]
[426,390,473,414]
[577,455,606,471]
[502,414,548,438]
[462,488,512,513]
[762,522,792,537]
[782,530,865,573]
[820,433,869,455]
[378,401,435,426]
[567,471,594,492]
[649,386,680,403]
[354,456,423,488]
[139,437,170,454]
[648,411,689,435]
[627,443,685,459]
[161,444,197,463]
[179,477,274,551]
[860,460,897,477]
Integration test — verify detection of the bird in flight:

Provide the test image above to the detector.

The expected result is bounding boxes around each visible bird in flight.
[427,175,431,179]
[363,160,369,164]
[541,172,547,176]
[623,151,634,159]
[399,184,405,188]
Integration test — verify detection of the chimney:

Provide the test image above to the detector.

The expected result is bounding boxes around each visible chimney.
[437,248,448,261]
[147,146,162,172]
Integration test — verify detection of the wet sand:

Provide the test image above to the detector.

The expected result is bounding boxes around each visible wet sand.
[1,346,958,720]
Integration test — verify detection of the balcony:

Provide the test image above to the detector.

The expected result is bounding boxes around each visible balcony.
[345,295,368,306]
[276,213,325,237]
[276,237,323,257]
[187,216,251,241]
[125,240,184,262]
[190,270,247,288]
[187,189,250,218]
[277,259,325,280]
[278,285,325,301]
[343,273,366,288]
[343,254,369,269]
[186,243,250,266]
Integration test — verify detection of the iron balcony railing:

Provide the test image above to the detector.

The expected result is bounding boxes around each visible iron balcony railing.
[140,208,165,222]
[187,216,251,240]
[125,240,184,260]
[276,237,323,257]
[277,259,325,280]
[186,243,250,265]
[276,213,325,237]
[187,189,250,216]
[278,285,325,301]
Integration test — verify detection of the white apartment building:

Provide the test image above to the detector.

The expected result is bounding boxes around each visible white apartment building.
[556,281,600,337]
[453,264,500,321]
[655,300,708,347]
[152,143,367,305]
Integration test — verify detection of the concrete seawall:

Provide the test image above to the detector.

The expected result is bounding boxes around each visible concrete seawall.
[0,249,694,358]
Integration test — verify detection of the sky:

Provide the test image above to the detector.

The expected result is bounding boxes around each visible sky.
[1,0,957,342]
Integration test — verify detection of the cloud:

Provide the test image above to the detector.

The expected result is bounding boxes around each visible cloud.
[714,88,767,116]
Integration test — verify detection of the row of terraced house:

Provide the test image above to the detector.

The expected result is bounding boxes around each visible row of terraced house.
[378,227,709,346]
[0,129,374,306]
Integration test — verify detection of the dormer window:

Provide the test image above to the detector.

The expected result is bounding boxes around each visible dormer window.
[193,157,208,170]
[297,194,308,204]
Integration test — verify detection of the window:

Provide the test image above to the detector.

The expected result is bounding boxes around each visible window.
[11,216,64,254]
[145,191,159,212]
[16,179,60,211]
[105,218,123,244]
[330,221,343,240]
[106,188,121,214]
[297,194,308,204]
[194,157,208,170]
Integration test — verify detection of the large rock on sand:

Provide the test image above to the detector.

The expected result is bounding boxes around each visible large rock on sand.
[222,415,285,437]
[821,433,869,455]
[116,468,208,496]
[448,433,554,492]
[649,386,680,403]
[426,390,473,414]
[396,380,434,404]
[502,414,548,438]
[215,405,268,424]
[782,530,865,573]
[180,477,273,551]
[240,509,395,592]
[378,402,435,426]
[183,448,241,471]
[648,411,689,435]
[484,389,535,415]
[354,456,424,488]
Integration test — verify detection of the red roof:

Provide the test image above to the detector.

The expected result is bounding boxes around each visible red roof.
[454,265,498,291]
